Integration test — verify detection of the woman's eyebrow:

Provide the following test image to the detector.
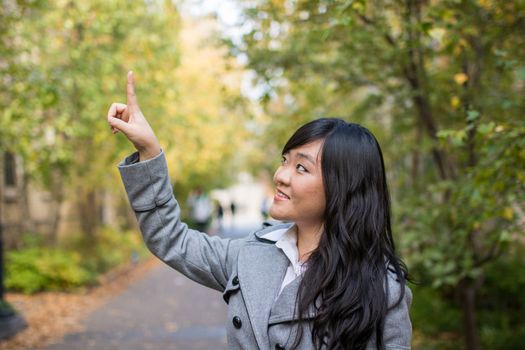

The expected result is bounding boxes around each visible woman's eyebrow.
[296,152,316,165]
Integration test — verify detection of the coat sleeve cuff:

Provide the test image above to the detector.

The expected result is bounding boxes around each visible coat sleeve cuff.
[118,150,172,212]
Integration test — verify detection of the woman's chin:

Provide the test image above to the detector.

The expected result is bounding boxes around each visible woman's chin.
[269,208,289,222]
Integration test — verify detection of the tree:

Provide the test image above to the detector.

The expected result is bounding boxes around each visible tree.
[1,0,183,237]
[232,0,525,348]
[1,0,251,238]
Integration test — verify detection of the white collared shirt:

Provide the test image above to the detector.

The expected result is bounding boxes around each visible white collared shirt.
[262,225,307,298]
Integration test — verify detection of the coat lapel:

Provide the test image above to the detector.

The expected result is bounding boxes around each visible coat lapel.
[269,277,301,323]
[238,241,289,350]
[269,277,317,324]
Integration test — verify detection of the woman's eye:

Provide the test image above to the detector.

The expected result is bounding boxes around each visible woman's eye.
[296,164,308,172]
[281,156,288,164]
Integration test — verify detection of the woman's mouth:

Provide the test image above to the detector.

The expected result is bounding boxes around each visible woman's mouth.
[275,189,290,200]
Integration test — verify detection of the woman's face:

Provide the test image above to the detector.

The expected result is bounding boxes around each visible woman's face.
[270,139,326,227]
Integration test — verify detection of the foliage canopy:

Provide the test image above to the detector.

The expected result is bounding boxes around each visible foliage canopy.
[231,0,525,348]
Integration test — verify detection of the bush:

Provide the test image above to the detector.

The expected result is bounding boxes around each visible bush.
[5,247,95,294]
[477,249,525,350]
[410,283,463,350]
[410,243,525,350]
[5,228,148,294]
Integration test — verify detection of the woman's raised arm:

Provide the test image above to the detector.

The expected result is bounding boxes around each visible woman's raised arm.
[109,71,242,291]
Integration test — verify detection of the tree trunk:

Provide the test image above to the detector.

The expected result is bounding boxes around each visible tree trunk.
[78,187,98,237]
[459,278,481,350]
[411,121,422,187]
[20,173,32,234]
[403,0,456,182]
[49,170,64,242]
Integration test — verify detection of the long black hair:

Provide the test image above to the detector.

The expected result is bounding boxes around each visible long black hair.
[283,118,408,349]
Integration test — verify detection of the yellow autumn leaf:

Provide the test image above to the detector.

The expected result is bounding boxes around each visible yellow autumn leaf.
[478,0,492,9]
[502,207,514,220]
[429,28,446,44]
[450,96,461,109]
[352,2,365,11]
[454,73,469,85]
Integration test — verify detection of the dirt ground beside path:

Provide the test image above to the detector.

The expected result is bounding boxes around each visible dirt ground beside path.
[0,257,160,350]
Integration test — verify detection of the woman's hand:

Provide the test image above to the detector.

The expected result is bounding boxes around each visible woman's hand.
[107,71,161,161]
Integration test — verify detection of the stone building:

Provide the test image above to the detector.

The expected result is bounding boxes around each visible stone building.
[0,152,126,249]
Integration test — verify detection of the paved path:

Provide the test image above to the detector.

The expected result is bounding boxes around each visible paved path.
[45,222,262,350]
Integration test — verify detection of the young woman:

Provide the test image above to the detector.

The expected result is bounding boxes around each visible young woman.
[108,72,412,350]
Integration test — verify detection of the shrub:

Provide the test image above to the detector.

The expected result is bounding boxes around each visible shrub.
[5,228,148,294]
[477,248,525,350]
[5,247,94,294]
[410,243,525,350]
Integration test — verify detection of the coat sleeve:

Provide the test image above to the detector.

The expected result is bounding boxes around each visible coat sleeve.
[381,274,413,350]
[118,150,241,292]
[365,271,412,350]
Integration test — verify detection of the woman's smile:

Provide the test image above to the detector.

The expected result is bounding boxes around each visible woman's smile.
[274,188,290,201]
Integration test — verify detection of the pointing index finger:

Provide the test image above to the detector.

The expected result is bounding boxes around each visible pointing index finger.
[127,71,138,109]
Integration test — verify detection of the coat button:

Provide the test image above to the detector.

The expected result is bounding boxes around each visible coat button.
[232,276,239,285]
[275,344,285,350]
[232,316,242,329]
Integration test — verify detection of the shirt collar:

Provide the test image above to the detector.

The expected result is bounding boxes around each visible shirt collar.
[262,225,306,275]
[274,226,299,265]
[259,227,289,242]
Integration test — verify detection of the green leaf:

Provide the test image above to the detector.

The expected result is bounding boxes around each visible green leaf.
[467,110,480,122]
[478,122,496,134]
[517,67,525,80]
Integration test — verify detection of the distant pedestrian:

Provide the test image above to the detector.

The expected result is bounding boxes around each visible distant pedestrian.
[215,201,224,233]
[229,201,236,218]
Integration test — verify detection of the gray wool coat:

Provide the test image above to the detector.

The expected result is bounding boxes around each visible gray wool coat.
[118,151,412,350]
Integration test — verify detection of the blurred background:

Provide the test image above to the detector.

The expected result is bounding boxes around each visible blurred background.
[0,0,524,349]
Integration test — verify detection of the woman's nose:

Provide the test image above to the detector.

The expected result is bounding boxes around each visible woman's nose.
[273,166,290,186]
